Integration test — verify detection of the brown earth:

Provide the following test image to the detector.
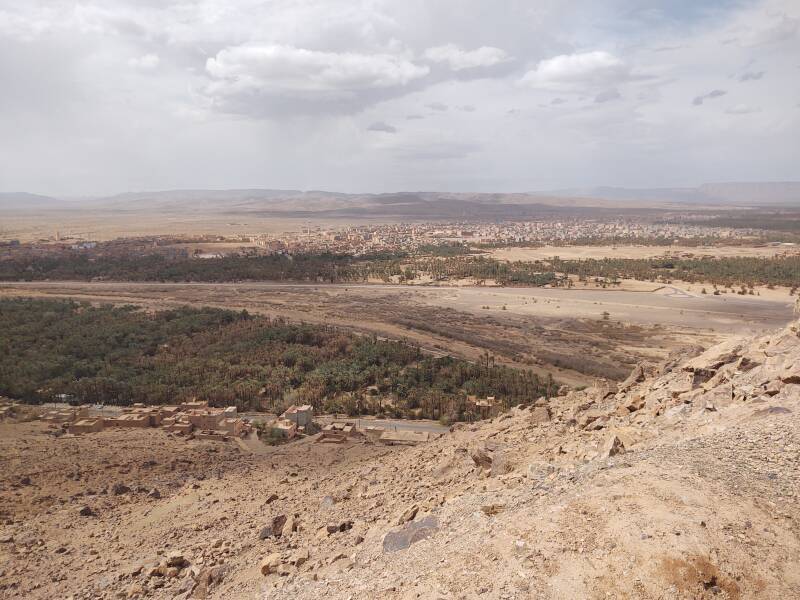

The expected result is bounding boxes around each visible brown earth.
[1,319,799,599]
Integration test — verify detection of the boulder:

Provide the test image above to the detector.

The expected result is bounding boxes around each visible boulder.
[600,434,625,459]
[529,406,550,425]
[112,482,131,495]
[259,514,287,539]
[260,553,282,576]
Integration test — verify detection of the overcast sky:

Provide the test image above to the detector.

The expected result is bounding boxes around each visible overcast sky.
[1,0,798,196]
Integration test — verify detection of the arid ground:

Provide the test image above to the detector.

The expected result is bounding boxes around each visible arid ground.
[1,320,799,599]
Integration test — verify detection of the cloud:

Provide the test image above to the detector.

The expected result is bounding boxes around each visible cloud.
[423,44,509,71]
[206,44,428,92]
[693,89,727,106]
[127,53,159,70]
[520,51,631,92]
[594,89,621,103]
[426,102,448,111]
[405,114,424,120]
[550,97,567,105]
[203,44,430,116]
[726,104,761,115]
[738,14,799,47]
[367,121,397,133]
[459,105,476,112]
[738,70,765,81]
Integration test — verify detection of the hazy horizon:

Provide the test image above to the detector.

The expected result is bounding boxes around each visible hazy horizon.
[1,0,799,196]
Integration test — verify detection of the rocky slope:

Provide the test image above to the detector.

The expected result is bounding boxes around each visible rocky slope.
[1,321,798,599]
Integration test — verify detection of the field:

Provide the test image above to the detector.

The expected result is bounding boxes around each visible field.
[1,209,391,242]
[2,280,794,387]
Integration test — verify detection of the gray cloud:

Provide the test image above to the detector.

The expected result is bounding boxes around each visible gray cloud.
[739,70,765,81]
[594,89,621,103]
[367,121,397,133]
[693,89,727,105]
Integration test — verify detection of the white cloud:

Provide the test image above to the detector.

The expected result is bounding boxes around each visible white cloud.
[520,51,630,92]
[203,44,430,115]
[423,44,509,71]
[127,53,159,70]
[206,45,428,93]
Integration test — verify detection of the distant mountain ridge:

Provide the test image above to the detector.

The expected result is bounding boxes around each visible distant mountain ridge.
[1,183,797,217]
[542,182,800,206]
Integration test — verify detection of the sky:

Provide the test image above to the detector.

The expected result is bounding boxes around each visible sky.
[0,0,798,196]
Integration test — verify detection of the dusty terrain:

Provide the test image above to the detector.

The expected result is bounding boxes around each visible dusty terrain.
[2,281,793,386]
[1,319,799,599]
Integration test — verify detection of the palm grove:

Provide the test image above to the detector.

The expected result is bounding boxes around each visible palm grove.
[0,299,555,422]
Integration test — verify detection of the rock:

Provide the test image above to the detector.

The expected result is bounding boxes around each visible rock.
[326,520,353,535]
[529,406,550,425]
[283,515,297,535]
[260,553,282,576]
[289,547,309,567]
[112,483,130,495]
[0,535,13,544]
[166,551,188,568]
[20,476,31,486]
[619,364,647,392]
[469,446,493,470]
[147,488,161,499]
[126,584,145,598]
[265,494,278,505]
[600,434,625,459]
[259,514,287,539]
[481,504,505,516]
[78,505,94,517]
[383,515,439,553]
[396,504,419,525]
[578,408,608,429]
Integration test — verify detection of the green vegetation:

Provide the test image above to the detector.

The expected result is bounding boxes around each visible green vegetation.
[547,255,800,288]
[0,298,555,421]
[2,246,797,288]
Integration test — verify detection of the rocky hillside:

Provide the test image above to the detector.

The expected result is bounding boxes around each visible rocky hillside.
[1,321,798,599]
